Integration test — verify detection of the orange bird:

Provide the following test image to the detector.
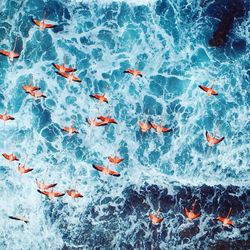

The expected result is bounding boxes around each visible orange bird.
[37,189,65,199]
[36,179,57,192]
[90,93,108,104]
[206,131,224,146]
[17,163,33,174]
[67,189,83,199]
[32,12,57,31]
[0,38,20,61]
[9,216,29,223]
[52,63,76,73]
[86,118,107,127]
[138,121,151,133]
[149,208,164,225]
[124,69,142,77]
[61,126,79,136]
[52,56,76,73]
[0,112,15,122]
[97,116,117,124]
[150,121,172,134]
[108,156,124,164]
[199,84,218,96]
[2,153,19,162]
[22,76,40,94]
[92,164,120,177]
[56,72,81,83]
[216,207,234,227]
[184,199,201,221]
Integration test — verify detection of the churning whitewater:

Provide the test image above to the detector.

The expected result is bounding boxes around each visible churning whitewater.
[0,0,249,249]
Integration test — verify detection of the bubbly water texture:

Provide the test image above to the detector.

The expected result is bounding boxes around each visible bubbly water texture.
[0,0,249,249]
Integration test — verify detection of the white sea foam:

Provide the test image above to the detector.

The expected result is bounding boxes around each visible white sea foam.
[0,0,249,249]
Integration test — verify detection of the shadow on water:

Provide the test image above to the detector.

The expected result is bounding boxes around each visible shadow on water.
[207,0,246,47]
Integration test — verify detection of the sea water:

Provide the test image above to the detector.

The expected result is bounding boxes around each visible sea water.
[0,0,249,249]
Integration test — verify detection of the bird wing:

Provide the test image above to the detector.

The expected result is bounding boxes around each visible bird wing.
[199,85,209,93]
[211,90,218,95]
[72,75,81,82]
[90,94,100,100]
[52,63,61,71]
[108,169,120,177]
[216,216,225,223]
[92,164,104,172]
[149,122,158,130]
[205,131,211,142]
[0,50,10,57]
[162,127,172,133]
[44,23,56,29]
[65,67,76,72]
[24,168,33,173]
[32,18,42,27]
[54,192,65,197]
[124,69,133,75]
[37,189,49,196]
[56,71,69,79]
[214,137,224,145]
[193,212,201,220]
[97,116,106,122]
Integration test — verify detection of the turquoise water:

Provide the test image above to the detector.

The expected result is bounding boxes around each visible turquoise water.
[0,0,249,249]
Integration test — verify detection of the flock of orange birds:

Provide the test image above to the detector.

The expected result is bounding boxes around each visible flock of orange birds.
[0,15,232,228]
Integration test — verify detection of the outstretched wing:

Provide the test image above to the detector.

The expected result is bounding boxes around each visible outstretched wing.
[54,192,65,197]
[205,131,211,142]
[184,208,190,218]
[108,169,120,177]
[31,86,40,92]
[157,217,164,224]
[62,127,70,133]
[12,52,20,58]
[56,71,69,79]
[90,94,101,100]
[214,137,224,145]
[37,189,49,196]
[123,69,133,75]
[0,50,10,57]
[65,67,76,72]
[52,63,61,71]
[211,90,218,95]
[97,116,106,122]
[108,156,124,164]
[216,216,224,223]
[44,23,56,29]
[75,193,84,198]
[162,127,172,133]
[192,212,201,220]
[24,168,33,173]
[199,85,209,93]
[110,118,117,124]
[92,164,104,172]
[7,115,15,120]
[149,122,158,130]
[32,18,42,27]
[2,153,10,160]
[46,183,57,189]
[149,213,153,221]
[72,75,81,82]
[96,121,108,126]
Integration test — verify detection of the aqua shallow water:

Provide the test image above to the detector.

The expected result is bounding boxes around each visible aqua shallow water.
[0,0,249,249]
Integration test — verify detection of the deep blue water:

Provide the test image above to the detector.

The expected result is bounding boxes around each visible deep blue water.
[0,0,249,249]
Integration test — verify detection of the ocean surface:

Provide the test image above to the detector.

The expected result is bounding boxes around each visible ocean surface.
[0,0,249,249]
